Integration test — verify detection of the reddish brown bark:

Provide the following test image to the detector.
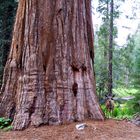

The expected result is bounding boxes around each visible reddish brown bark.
[0,0,104,130]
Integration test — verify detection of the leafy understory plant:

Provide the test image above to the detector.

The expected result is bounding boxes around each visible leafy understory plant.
[101,103,135,120]
[0,117,13,131]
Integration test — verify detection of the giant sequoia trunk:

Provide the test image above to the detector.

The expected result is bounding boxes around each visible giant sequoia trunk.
[0,0,104,130]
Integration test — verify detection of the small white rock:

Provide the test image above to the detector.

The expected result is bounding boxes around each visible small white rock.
[75,123,87,130]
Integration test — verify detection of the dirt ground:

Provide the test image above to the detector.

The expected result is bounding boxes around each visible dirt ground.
[0,119,140,140]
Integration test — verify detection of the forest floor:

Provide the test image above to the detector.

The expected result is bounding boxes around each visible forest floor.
[0,119,140,140]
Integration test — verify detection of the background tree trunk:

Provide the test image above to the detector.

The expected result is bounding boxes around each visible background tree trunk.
[108,0,114,95]
[0,0,104,130]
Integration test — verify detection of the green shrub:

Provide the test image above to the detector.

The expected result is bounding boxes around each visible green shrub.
[100,87,140,120]
[126,93,140,113]
[0,117,12,130]
[101,103,134,120]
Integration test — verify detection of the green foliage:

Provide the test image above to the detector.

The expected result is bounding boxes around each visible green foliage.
[119,88,140,113]
[0,117,12,130]
[101,87,140,120]
[129,27,140,113]
[113,88,138,97]
[126,92,140,113]
[95,0,140,120]
[101,103,135,120]
[97,0,122,20]
[113,35,135,88]
[95,0,124,98]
